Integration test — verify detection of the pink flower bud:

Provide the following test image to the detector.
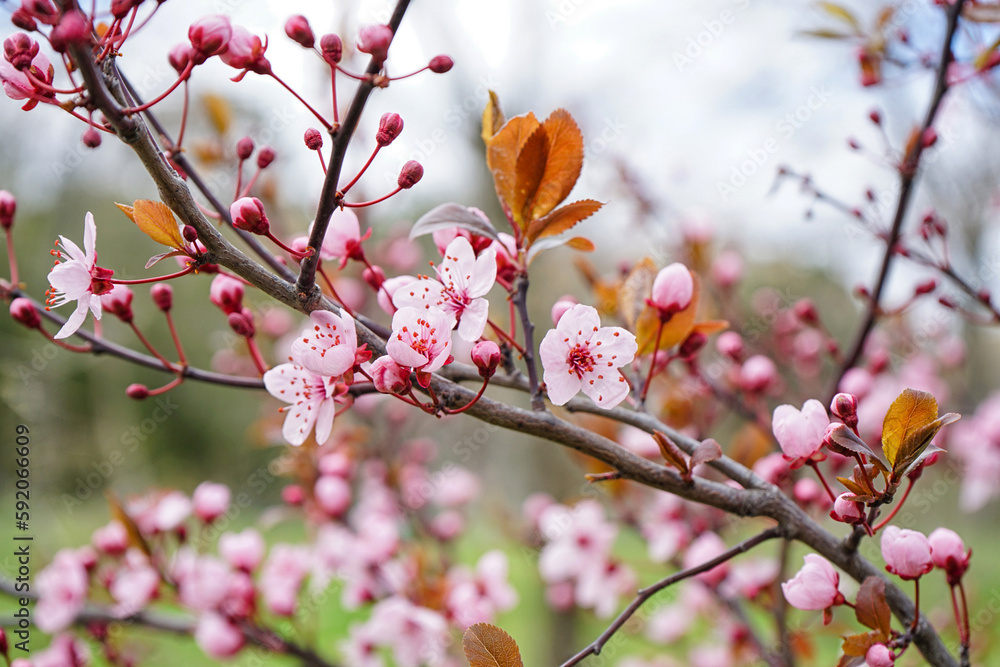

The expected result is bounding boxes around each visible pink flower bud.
[683,532,729,587]
[711,249,744,288]
[183,225,199,243]
[236,136,254,160]
[188,15,232,63]
[230,197,269,235]
[210,274,245,315]
[111,0,143,20]
[11,9,38,32]
[320,33,343,65]
[678,330,707,361]
[550,296,577,325]
[830,392,859,430]
[830,493,864,524]
[192,481,230,523]
[4,33,39,70]
[357,24,393,65]
[781,554,842,610]
[167,43,193,74]
[397,160,423,189]
[82,128,101,148]
[21,0,59,25]
[92,521,128,555]
[716,331,744,360]
[221,26,270,74]
[49,11,92,53]
[314,475,351,516]
[429,55,454,73]
[0,191,15,230]
[362,265,385,291]
[881,526,933,580]
[150,283,173,312]
[370,355,411,394]
[256,146,276,169]
[793,298,818,324]
[928,527,970,584]
[376,112,404,146]
[865,644,895,667]
[126,383,149,399]
[284,15,315,49]
[228,308,255,338]
[649,263,694,319]
[219,529,265,571]
[9,298,40,329]
[281,484,304,506]
[739,355,777,393]
[472,340,501,379]
[101,285,134,323]
[303,127,323,150]
[195,612,244,658]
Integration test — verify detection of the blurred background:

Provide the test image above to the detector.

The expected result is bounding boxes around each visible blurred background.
[1,0,1000,664]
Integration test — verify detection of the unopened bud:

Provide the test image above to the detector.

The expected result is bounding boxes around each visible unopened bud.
[151,283,173,312]
[370,356,411,395]
[256,146,276,169]
[230,197,269,235]
[236,136,254,160]
[0,190,16,229]
[188,15,232,63]
[4,33,39,70]
[376,112,403,146]
[428,55,453,73]
[126,383,149,400]
[210,274,245,315]
[320,33,343,65]
[397,160,423,189]
[678,330,707,361]
[357,24,392,66]
[182,225,199,243]
[83,128,101,148]
[793,298,819,324]
[922,127,938,148]
[11,9,38,32]
[10,298,40,329]
[101,286,134,323]
[304,127,323,151]
[831,392,859,430]
[282,484,304,506]
[716,331,744,360]
[228,308,255,337]
[168,43,193,74]
[471,340,501,379]
[284,14,315,49]
[49,11,92,53]
[362,265,385,291]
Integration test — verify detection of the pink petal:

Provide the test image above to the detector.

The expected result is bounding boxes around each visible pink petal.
[581,370,630,409]
[456,298,489,342]
[543,365,582,406]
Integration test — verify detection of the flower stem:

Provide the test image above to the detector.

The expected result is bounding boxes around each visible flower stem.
[807,459,838,503]
[639,318,666,405]
[123,62,193,114]
[339,145,381,197]
[265,231,313,259]
[444,378,490,414]
[873,476,915,532]
[342,186,402,208]
[5,229,19,285]
[146,375,184,396]
[129,322,175,370]
[488,319,525,354]
[246,337,268,376]
[164,311,187,365]
[268,72,332,130]
[911,578,921,635]
[110,264,196,285]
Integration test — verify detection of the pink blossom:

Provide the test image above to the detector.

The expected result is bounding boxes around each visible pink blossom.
[27,635,89,667]
[429,510,464,540]
[683,532,729,587]
[881,526,933,580]
[209,273,244,315]
[153,490,192,532]
[188,15,232,63]
[0,45,53,110]
[290,310,358,378]
[261,544,311,616]
[752,452,790,486]
[221,26,270,75]
[92,521,128,555]
[639,493,689,563]
[781,554,842,610]
[538,501,617,583]
[928,527,970,582]
[369,355,412,394]
[377,274,416,314]
[362,597,448,667]
[865,643,895,667]
[193,481,230,522]
[831,493,864,523]
[649,263,694,318]
[219,528,266,571]
[386,306,454,379]
[357,24,393,65]
[314,209,369,268]
[284,15,315,48]
[393,237,496,341]
[446,550,518,627]
[722,558,779,599]
[178,554,233,611]
[46,212,111,339]
[711,249,744,288]
[539,304,637,409]
[772,399,829,463]
[433,466,480,507]
[110,550,159,615]
[738,355,777,392]
[576,559,637,618]
[263,363,350,445]
[315,474,352,516]
[551,295,578,326]
[35,549,89,633]
[195,612,244,658]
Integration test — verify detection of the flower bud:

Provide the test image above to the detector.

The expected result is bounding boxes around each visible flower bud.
[781,554,843,611]
[928,527,970,584]
[82,128,101,148]
[210,274,245,315]
[375,112,403,147]
[738,355,777,393]
[256,146,276,169]
[101,286,134,323]
[150,283,173,312]
[370,356,411,395]
[0,190,16,229]
[830,493,864,524]
[362,265,385,291]
[228,308,255,338]
[221,26,270,74]
[236,136,254,160]
[865,644,895,667]
[472,340,501,379]
[648,263,693,320]
[716,331,744,360]
[4,33,39,70]
[314,475,351,516]
[193,481,231,523]
[11,9,38,32]
[188,15,232,63]
[677,330,707,361]
[428,55,453,73]
[111,0,143,20]
[397,160,423,189]
[0,627,8,660]
[320,33,343,65]
[830,392,859,430]
[49,11,92,53]
[167,43,193,74]
[793,298,818,324]
[881,526,933,580]
[357,24,393,66]
[10,298,40,329]
[304,127,323,151]
[551,296,577,325]
[284,14,315,49]
[182,225,199,243]
[230,197,269,235]
[281,484,304,506]
[126,383,149,399]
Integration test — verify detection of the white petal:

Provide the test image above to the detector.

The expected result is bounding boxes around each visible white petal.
[543,365,581,406]
[83,212,97,261]
[314,398,336,445]
[282,398,319,446]
[581,370,631,409]
[263,364,313,404]
[386,338,428,368]
[54,300,90,339]
[467,247,497,297]
[456,298,489,342]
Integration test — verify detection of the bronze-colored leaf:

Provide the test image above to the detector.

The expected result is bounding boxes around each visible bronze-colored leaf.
[486,113,540,216]
[462,623,524,667]
[527,108,584,220]
[653,431,689,475]
[836,476,867,497]
[525,199,603,243]
[881,388,960,479]
[841,630,884,658]
[512,125,549,228]
[565,236,595,252]
[202,93,232,136]
[816,1,861,31]
[855,577,891,639]
[690,439,722,470]
[618,258,658,330]
[127,199,187,250]
[481,90,505,144]
[115,202,135,223]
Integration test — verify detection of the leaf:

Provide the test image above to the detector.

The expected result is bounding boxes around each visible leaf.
[690,439,723,469]
[798,28,855,40]
[202,93,231,136]
[527,109,584,221]
[816,1,861,31]
[481,90,505,144]
[511,125,550,227]
[462,623,524,667]
[115,202,135,223]
[898,443,945,480]
[486,113,540,216]
[836,476,868,498]
[106,492,151,557]
[125,199,187,250]
[855,577,892,639]
[825,424,881,461]
[564,236,594,252]
[145,249,186,269]
[525,199,603,244]
[636,272,702,355]
[653,431,689,476]
[525,236,592,264]
[881,389,960,479]
[618,258,657,330]
[410,203,501,243]
[841,630,884,658]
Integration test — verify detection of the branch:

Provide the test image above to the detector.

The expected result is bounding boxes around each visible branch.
[512,274,545,410]
[829,0,967,403]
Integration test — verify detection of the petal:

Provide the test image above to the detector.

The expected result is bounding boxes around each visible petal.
[467,247,498,297]
[57,234,86,264]
[314,398,336,445]
[590,326,638,367]
[386,338,428,368]
[456,298,489,342]
[48,261,92,299]
[543,365,581,406]
[556,304,601,345]
[263,364,312,404]
[422,336,453,374]
[282,399,319,446]
[393,278,448,312]
[581,370,631,409]
[83,212,97,261]
[54,299,90,339]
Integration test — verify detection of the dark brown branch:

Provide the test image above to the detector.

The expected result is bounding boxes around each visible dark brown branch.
[512,275,545,410]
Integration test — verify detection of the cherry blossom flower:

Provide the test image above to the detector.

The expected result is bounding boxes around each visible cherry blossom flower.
[219,528,266,572]
[928,527,970,582]
[178,554,233,611]
[683,532,729,587]
[881,526,933,580]
[109,550,160,616]
[35,549,89,633]
[386,306,453,381]
[263,363,351,445]
[195,612,244,658]
[290,310,358,378]
[0,43,54,110]
[46,212,113,339]
[393,237,497,341]
[866,643,896,667]
[539,304,637,409]
[260,544,311,616]
[377,274,416,314]
[446,550,518,627]
[772,399,830,465]
[781,554,843,610]
[92,521,128,556]
[576,559,637,618]
[538,500,617,583]
[313,208,370,269]
[192,481,230,522]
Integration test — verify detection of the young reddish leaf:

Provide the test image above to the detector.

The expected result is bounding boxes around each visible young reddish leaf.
[690,439,723,470]
[881,389,960,478]
[511,125,550,227]
[127,199,187,250]
[481,90,505,144]
[617,258,658,330]
[691,320,729,337]
[653,431,689,476]
[636,272,701,355]
[855,576,892,639]
[836,655,867,667]
[841,630,884,658]
[145,249,186,269]
[836,476,868,498]
[527,108,584,221]
[115,202,136,223]
[486,113,540,217]
[564,236,595,251]
[525,199,603,243]
[462,623,524,667]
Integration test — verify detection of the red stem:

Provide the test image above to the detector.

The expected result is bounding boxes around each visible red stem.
[5,229,19,285]
[110,264,196,285]
[339,145,381,196]
[123,62,193,114]
[246,337,268,375]
[873,477,915,532]
[807,459,838,503]
[39,327,93,353]
[128,321,175,370]
[267,72,332,130]
[444,377,490,414]
[146,375,184,396]
[488,319,525,354]
[175,81,190,150]
[264,231,313,259]
[164,311,187,365]
[639,318,666,404]
[342,186,402,208]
